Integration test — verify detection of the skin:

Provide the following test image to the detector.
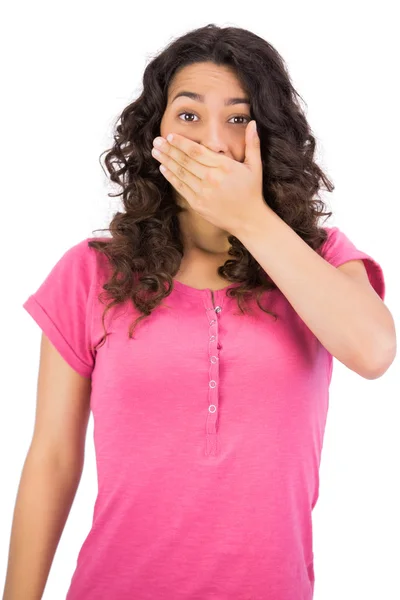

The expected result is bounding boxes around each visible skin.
[159,61,252,284]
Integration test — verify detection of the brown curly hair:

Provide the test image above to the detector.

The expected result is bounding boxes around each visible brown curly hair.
[88,23,334,347]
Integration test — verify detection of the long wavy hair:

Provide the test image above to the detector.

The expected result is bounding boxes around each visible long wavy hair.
[89,23,334,346]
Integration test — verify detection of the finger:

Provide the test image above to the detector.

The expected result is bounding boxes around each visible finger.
[165,133,222,168]
[153,149,203,196]
[156,138,208,180]
[158,164,197,207]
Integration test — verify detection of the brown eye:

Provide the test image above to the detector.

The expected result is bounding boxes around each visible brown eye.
[178,112,198,122]
[230,116,250,125]
[177,111,251,124]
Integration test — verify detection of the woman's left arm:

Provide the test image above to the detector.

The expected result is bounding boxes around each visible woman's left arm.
[234,206,397,380]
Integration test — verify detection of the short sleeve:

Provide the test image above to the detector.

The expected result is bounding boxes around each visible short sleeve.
[23,238,97,379]
[319,226,386,301]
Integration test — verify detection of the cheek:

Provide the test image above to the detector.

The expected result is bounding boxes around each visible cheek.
[159,113,174,138]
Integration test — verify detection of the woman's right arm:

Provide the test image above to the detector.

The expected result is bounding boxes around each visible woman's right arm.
[2,333,92,600]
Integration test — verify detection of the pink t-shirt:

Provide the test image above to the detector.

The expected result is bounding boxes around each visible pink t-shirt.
[23,226,385,600]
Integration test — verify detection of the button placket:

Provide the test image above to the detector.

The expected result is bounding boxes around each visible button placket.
[203,292,223,455]
[207,311,219,427]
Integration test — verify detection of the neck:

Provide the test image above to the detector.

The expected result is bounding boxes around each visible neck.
[177,202,231,257]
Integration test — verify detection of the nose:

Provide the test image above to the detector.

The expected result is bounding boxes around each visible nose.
[198,124,230,154]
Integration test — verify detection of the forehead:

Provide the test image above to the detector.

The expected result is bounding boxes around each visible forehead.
[169,62,246,94]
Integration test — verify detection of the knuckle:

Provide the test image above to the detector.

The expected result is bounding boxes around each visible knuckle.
[181,153,191,167]
[188,146,202,160]
[177,165,186,179]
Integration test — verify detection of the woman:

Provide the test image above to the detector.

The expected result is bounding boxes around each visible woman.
[4,23,395,600]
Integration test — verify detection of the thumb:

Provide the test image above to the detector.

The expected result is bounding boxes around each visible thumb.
[244,120,262,171]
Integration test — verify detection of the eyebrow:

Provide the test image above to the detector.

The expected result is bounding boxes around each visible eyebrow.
[171,91,251,106]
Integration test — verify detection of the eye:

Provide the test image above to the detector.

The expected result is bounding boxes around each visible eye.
[177,111,250,125]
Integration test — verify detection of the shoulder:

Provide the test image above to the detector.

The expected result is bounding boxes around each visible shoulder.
[63,236,111,279]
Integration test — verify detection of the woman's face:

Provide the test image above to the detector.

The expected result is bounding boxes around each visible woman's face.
[160,61,252,164]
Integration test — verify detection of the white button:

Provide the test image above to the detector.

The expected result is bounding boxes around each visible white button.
[209,319,216,325]
[210,356,218,363]
[210,335,216,342]
[209,404,216,413]
[215,306,222,313]
[209,380,216,388]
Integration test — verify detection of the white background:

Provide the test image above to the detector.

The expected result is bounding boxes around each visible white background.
[1,1,399,598]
